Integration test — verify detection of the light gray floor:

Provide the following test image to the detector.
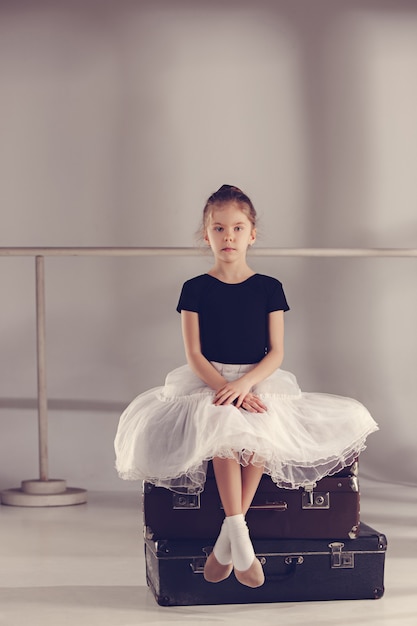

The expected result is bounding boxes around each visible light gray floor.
[0,479,416,626]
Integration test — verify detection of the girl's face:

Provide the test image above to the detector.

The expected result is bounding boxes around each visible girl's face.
[204,202,256,261]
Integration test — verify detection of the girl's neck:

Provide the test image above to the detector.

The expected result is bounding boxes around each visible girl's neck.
[207,262,255,285]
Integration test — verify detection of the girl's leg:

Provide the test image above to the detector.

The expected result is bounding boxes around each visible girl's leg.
[211,457,265,514]
[203,457,240,583]
[204,456,264,588]
[241,463,264,515]
[212,456,242,516]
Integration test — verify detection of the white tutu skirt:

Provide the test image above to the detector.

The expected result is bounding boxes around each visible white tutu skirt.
[114,362,378,493]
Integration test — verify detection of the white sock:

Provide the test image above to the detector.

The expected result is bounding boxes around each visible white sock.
[225,514,255,571]
[212,519,232,565]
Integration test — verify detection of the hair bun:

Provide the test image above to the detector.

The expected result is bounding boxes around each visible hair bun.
[217,184,243,193]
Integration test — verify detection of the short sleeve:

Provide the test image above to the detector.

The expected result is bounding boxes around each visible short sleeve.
[176,279,199,313]
[267,279,290,313]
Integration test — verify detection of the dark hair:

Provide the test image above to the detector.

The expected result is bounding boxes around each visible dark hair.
[202,184,257,230]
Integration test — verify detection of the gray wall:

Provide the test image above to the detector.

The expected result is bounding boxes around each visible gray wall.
[1,0,416,491]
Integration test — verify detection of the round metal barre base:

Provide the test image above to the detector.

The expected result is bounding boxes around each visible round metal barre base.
[1,479,87,507]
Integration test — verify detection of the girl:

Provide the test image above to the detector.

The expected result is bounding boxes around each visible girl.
[114,184,378,589]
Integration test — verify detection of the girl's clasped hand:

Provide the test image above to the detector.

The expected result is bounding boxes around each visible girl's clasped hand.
[214,381,267,413]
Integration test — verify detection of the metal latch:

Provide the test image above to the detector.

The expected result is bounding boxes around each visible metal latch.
[302,484,330,509]
[329,542,355,569]
[190,557,206,574]
[190,547,212,574]
[172,492,200,509]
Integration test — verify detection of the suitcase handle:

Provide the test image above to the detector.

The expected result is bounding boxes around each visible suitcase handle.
[249,501,288,512]
[259,555,303,583]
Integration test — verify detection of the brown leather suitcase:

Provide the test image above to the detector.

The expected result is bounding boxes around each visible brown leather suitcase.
[144,522,386,606]
[143,461,360,541]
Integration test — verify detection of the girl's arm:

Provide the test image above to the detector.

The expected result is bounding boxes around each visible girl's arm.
[214,310,285,408]
[180,310,228,391]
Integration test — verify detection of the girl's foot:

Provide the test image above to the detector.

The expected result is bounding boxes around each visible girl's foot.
[204,519,233,583]
[234,557,265,588]
[203,552,233,583]
[226,514,265,588]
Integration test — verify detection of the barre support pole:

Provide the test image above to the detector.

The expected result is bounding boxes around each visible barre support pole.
[1,256,87,506]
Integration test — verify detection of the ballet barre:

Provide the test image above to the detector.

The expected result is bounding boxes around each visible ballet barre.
[1,246,417,257]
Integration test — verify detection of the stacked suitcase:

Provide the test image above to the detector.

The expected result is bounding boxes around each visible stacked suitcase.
[143,461,387,606]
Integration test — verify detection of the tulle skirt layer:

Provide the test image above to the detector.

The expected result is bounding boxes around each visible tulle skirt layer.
[114,363,378,493]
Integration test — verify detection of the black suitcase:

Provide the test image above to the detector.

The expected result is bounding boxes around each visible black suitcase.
[143,462,360,541]
[144,522,386,606]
